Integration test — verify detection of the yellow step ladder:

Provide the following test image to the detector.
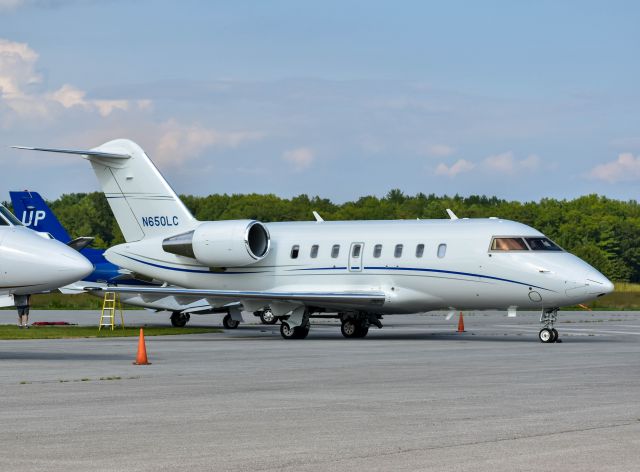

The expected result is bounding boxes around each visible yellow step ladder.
[99,291,124,331]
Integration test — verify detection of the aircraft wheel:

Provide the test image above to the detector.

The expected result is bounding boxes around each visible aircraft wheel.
[260,309,278,325]
[280,322,308,339]
[355,325,369,338]
[341,319,358,338]
[551,328,559,343]
[223,314,240,329]
[538,328,553,343]
[170,312,189,328]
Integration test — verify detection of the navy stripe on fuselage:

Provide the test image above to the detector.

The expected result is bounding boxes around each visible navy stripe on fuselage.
[117,253,552,292]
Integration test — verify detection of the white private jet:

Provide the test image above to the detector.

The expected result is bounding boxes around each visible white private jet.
[0,203,93,306]
[14,140,614,342]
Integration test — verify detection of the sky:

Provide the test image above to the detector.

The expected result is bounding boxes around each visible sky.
[0,0,638,202]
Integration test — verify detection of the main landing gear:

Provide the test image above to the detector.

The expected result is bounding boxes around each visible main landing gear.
[257,308,278,325]
[222,307,243,329]
[280,307,310,339]
[222,314,240,329]
[170,311,190,328]
[539,308,561,343]
[340,313,383,339]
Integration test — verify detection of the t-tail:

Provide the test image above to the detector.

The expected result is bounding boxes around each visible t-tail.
[13,140,198,242]
[10,191,72,242]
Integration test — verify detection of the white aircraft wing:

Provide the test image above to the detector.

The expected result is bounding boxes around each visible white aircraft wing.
[86,286,387,312]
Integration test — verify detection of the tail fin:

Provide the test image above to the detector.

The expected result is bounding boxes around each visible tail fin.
[9,191,72,242]
[13,139,198,242]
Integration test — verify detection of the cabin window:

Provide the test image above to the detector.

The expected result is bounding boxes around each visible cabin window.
[373,244,382,258]
[290,245,300,259]
[525,237,563,252]
[394,244,403,258]
[331,244,340,258]
[416,244,425,258]
[491,237,528,251]
[437,243,447,258]
[352,244,361,258]
[310,244,319,258]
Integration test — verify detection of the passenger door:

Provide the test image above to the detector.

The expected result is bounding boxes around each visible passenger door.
[349,242,364,272]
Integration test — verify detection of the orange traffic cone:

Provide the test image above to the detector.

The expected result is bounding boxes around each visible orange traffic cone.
[457,312,465,333]
[133,328,151,365]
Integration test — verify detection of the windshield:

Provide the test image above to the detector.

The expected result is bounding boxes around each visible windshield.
[0,205,23,226]
[491,236,564,252]
[525,237,563,251]
[491,237,528,251]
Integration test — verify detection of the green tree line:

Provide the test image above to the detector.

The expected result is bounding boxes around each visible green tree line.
[8,191,640,282]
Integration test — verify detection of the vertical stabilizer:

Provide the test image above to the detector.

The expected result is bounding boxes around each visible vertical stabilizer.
[87,139,197,242]
[10,191,72,242]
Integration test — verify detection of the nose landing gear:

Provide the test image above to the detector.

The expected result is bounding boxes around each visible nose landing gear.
[539,308,561,343]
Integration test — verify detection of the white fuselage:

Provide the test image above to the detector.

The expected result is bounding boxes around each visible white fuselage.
[0,225,94,296]
[105,218,613,314]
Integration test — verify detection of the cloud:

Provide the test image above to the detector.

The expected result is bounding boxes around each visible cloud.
[588,153,640,183]
[153,119,264,167]
[0,37,147,124]
[282,147,314,171]
[425,144,455,157]
[484,151,515,173]
[435,159,474,177]
[483,151,541,174]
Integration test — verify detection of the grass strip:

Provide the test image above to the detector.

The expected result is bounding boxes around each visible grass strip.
[0,325,221,340]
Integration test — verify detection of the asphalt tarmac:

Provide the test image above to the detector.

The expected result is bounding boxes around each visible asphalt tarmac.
[0,309,639,471]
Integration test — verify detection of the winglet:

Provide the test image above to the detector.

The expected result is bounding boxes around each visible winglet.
[446,209,459,220]
[11,146,131,160]
[312,211,324,222]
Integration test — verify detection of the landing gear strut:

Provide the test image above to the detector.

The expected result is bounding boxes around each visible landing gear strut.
[539,308,560,343]
[170,311,190,328]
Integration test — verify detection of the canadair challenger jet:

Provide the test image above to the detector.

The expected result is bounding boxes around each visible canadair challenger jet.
[14,140,614,342]
[0,202,92,306]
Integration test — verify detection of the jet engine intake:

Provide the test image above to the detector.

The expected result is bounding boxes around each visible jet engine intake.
[162,220,270,267]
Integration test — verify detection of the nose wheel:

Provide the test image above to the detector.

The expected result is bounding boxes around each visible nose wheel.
[539,309,561,343]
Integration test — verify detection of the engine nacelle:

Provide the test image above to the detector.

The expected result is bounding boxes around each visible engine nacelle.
[162,220,270,267]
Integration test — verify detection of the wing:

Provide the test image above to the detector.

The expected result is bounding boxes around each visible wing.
[86,286,387,314]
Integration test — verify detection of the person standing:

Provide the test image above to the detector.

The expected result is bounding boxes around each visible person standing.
[15,294,31,328]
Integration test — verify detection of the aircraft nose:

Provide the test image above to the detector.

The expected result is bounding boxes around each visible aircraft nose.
[57,248,94,281]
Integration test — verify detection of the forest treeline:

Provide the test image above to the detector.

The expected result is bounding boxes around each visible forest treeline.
[7,190,639,282]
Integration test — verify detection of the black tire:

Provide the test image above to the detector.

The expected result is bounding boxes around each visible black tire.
[355,325,369,338]
[341,319,358,338]
[538,328,553,343]
[170,312,189,328]
[280,322,309,339]
[551,328,559,343]
[223,314,240,329]
[260,309,278,325]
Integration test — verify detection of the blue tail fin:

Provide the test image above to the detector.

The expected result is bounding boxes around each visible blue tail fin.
[9,191,72,242]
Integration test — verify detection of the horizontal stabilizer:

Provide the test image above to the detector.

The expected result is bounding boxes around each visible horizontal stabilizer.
[12,146,130,160]
[67,237,94,251]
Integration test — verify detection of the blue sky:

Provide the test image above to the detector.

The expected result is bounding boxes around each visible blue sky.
[0,0,638,202]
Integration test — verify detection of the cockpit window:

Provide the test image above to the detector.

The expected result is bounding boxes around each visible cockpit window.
[490,237,528,251]
[525,237,563,251]
[0,205,22,226]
